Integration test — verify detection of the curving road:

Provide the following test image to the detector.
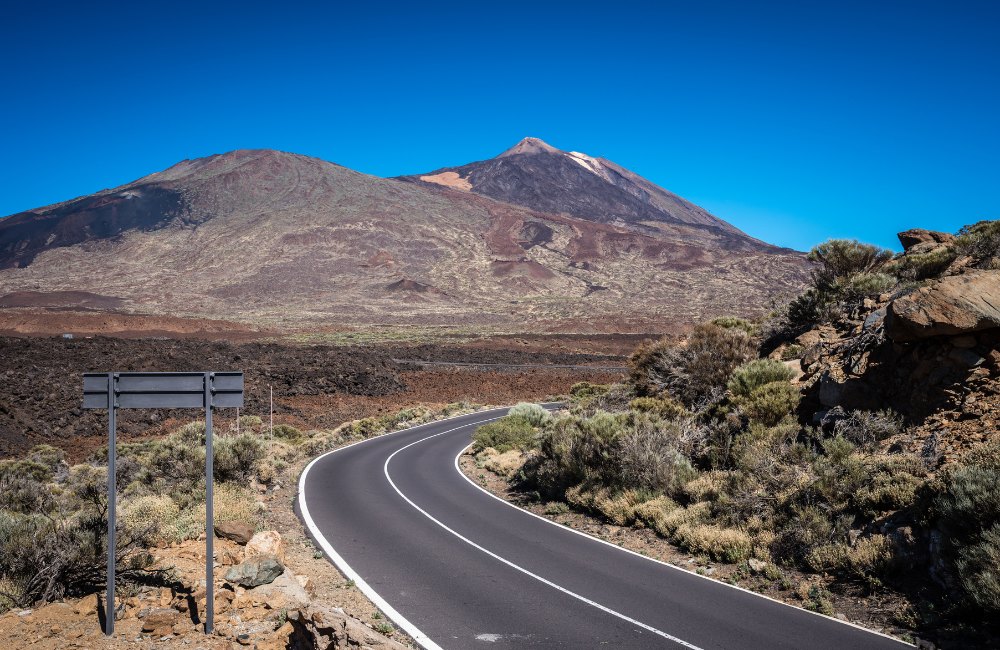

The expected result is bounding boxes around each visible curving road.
[298,406,909,649]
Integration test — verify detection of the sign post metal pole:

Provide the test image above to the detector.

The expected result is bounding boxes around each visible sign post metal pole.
[204,372,214,634]
[105,372,116,636]
[84,371,242,637]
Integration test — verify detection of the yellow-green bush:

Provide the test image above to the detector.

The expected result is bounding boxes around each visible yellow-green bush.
[672,523,753,563]
[735,382,800,426]
[728,359,796,398]
[472,415,538,453]
[628,396,687,419]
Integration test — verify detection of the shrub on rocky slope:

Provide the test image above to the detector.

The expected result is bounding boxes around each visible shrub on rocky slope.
[480,219,1000,646]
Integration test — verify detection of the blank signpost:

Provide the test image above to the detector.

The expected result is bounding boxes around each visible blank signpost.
[83,371,244,636]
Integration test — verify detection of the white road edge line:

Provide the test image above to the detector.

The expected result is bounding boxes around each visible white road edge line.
[384,425,704,650]
[452,408,914,648]
[298,408,514,650]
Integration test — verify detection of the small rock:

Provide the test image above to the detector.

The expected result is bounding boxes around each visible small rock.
[245,531,286,564]
[224,558,285,588]
[141,608,179,634]
[748,558,767,573]
[214,521,256,545]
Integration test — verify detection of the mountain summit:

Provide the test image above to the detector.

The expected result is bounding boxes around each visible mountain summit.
[406,137,759,246]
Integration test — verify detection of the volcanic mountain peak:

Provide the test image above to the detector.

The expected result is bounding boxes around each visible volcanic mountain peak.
[498,136,561,158]
[405,138,767,245]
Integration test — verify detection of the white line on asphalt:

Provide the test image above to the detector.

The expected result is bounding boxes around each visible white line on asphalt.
[383,427,704,650]
[452,442,914,648]
[298,408,514,650]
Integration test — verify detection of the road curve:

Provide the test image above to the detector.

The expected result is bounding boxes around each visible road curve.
[298,406,909,649]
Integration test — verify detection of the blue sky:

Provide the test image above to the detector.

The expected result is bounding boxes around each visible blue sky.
[1,1,997,251]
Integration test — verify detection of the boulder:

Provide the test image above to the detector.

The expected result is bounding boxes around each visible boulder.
[886,271,1000,341]
[245,530,286,563]
[141,608,179,635]
[214,521,255,545]
[245,572,311,611]
[224,557,284,588]
[897,228,955,251]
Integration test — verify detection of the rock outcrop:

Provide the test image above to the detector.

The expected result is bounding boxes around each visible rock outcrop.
[897,228,956,251]
[886,271,1000,341]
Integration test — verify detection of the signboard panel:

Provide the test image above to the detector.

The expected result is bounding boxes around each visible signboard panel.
[83,372,244,409]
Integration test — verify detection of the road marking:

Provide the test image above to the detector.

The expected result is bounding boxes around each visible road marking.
[452,437,914,647]
[384,426,704,650]
[298,408,515,650]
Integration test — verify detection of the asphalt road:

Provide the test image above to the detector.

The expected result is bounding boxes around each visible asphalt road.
[298,406,909,649]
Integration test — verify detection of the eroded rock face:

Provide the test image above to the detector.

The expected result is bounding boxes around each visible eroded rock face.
[886,271,1000,341]
[897,228,956,251]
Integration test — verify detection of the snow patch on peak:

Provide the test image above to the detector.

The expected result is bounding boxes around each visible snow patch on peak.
[566,151,612,181]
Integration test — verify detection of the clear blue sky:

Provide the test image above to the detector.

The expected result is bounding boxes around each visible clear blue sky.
[2,1,997,251]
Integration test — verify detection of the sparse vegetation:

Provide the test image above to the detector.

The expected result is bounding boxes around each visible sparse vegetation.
[0,402,480,615]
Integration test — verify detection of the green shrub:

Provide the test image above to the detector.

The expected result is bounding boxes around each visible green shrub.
[628,396,686,419]
[886,247,956,281]
[808,239,894,279]
[781,344,805,361]
[935,440,1000,613]
[472,415,538,453]
[271,424,303,442]
[807,535,893,578]
[842,272,897,298]
[570,382,609,400]
[954,219,1000,267]
[508,402,552,427]
[0,509,154,608]
[955,523,1000,613]
[786,288,833,329]
[735,382,800,427]
[214,433,265,483]
[710,316,758,336]
[0,460,55,514]
[728,359,796,398]
[854,456,925,517]
[776,504,835,563]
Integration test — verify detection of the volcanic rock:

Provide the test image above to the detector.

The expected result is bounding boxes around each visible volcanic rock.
[214,521,255,545]
[224,557,284,588]
[897,228,956,251]
[886,271,1000,341]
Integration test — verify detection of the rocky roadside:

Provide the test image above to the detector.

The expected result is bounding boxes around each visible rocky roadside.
[458,449,917,644]
[0,429,438,649]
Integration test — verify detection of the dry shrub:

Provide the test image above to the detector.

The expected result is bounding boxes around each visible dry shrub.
[121,494,179,541]
[482,449,526,478]
[683,471,727,502]
[832,409,904,448]
[672,523,753,563]
[628,396,687,419]
[633,496,681,533]
[806,535,893,578]
[629,324,755,407]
